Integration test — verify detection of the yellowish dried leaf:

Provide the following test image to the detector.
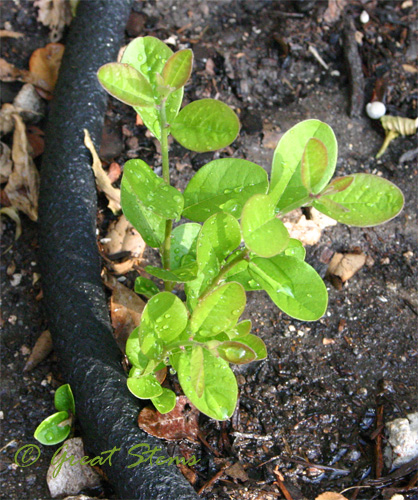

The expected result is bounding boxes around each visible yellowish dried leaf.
[84,129,121,214]
[315,493,348,500]
[29,43,64,92]
[0,141,12,183]
[34,0,72,42]
[0,30,24,38]
[0,58,33,84]
[0,207,22,241]
[4,113,40,221]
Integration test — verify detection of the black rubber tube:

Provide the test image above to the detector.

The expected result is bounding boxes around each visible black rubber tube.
[39,1,198,499]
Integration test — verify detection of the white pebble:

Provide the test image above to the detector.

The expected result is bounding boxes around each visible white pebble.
[360,10,370,24]
[366,101,386,119]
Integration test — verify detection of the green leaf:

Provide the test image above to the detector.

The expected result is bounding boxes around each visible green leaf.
[121,176,165,248]
[227,319,252,339]
[283,238,306,260]
[97,62,154,107]
[145,262,198,282]
[313,173,404,227]
[185,272,209,312]
[54,384,75,415]
[34,411,71,446]
[190,282,246,337]
[123,159,183,220]
[170,223,201,270]
[135,276,160,299]
[234,334,267,360]
[249,255,328,321]
[241,194,289,257]
[183,158,268,222]
[171,99,240,152]
[139,328,163,360]
[126,327,151,370]
[190,345,205,398]
[141,292,188,344]
[121,36,183,139]
[270,119,337,210]
[178,347,237,420]
[224,259,262,291]
[216,341,256,364]
[162,49,193,91]
[301,137,328,194]
[127,374,163,399]
[151,388,177,414]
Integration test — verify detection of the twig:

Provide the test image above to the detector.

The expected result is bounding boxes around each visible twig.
[197,467,226,495]
[273,466,294,500]
[230,432,273,441]
[374,404,384,479]
[309,45,329,70]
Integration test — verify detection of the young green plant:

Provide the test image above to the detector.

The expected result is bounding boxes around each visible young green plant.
[97,36,404,421]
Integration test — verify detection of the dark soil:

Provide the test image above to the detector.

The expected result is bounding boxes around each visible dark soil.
[1,1,417,499]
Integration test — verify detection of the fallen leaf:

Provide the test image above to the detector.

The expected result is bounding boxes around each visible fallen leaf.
[0,30,23,38]
[0,208,21,240]
[0,103,15,135]
[107,161,122,184]
[103,273,145,353]
[315,493,349,500]
[323,0,348,23]
[225,462,249,482]
[29,43,64,93]
[0,58,32,84]
[0,142,12,183]
[84,129,121,214]
[102,215,145,274]
[34,0,72,42]
[23,330,53,372]
[402,64,418,73]
[327,252,367,289]
[13,83,46,122]
[4,113,40,221]
[26,126,45,158]
[283,208,337,246]
[137,396,200,442]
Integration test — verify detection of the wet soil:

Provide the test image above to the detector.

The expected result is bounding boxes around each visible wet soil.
[1,1,417,499]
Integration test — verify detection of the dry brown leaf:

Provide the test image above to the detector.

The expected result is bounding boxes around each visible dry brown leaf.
[0,207,22,240]
[13,83,46,122]
[0,58,33,84]
[84,129,121,214]
[4,113,40,221]
[26,125,45,158]
[323,0,348,24]
[103,215,145,274]
[0,142,12,183]
[0,30,24,39]
[402,64,418,74]
[29,43,64,92]
[283,208,337,246]
[23,330,53,372]
[315,493,349,500]
[225,462,249,482]
[107,279,145,353]
[107,161,122,184]
[137,396,200,442]
[34,0,72,42]
[327,252,367,289]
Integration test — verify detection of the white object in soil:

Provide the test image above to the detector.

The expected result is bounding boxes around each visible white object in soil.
[385,412,418,468]
[360,10,370,24]
[47,438,101,498]
[366,101,386,119]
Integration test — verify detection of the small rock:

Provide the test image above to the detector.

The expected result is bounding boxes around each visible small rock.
[10,273,22,286]
[47,438,101,498]
[385,412,418,468]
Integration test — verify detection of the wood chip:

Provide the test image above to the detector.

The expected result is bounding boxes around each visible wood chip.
[315,494,348,500]
[0,30,23,38]
[327,252,367,289]
[84,129,121,214]
[137,396,200,442]
[23,330,53,372]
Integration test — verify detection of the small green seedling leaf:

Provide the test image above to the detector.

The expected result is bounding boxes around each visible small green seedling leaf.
[162,49,193,91]
[135,276,160,299]
[233,334,267,360]
[190,345,205,398]
[249,255,328,321]
[151,388,176,414]
[190,282,246,337]
[126,327,151,370]
[97,63,154,107]
[127,373,163,399]
[322,175,354,195]
[178,347,237,420]
[141,292,188,343]
[121,36,183,139]
[225,319,252,339]
[121,177,165,248]
[224,259,262,291]
[171,99,240,152]
[34,411,71,446]
[301,137,328,194]
[146,262,198,282]
[283,238,306,260]
[54,384,75,415]
[241,194,289,258]
[313,173,404,227]
[183,158,268,222]
[170,223,201,270]
[123,159,184,220]
[270,119,337,210]
[216,341,256,364]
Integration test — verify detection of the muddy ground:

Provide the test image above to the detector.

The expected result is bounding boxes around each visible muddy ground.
[1,1,417,499]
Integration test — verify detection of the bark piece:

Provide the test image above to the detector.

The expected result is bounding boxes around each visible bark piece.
[343,16,365,117]
[23,330,53,372]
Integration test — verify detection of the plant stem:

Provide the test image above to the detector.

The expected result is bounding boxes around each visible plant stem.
[159,98,173,291]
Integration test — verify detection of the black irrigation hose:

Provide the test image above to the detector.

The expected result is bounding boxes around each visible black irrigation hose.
[39,1,198,499]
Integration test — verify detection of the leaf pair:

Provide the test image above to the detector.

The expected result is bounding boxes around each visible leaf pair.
[34,384,75,446]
